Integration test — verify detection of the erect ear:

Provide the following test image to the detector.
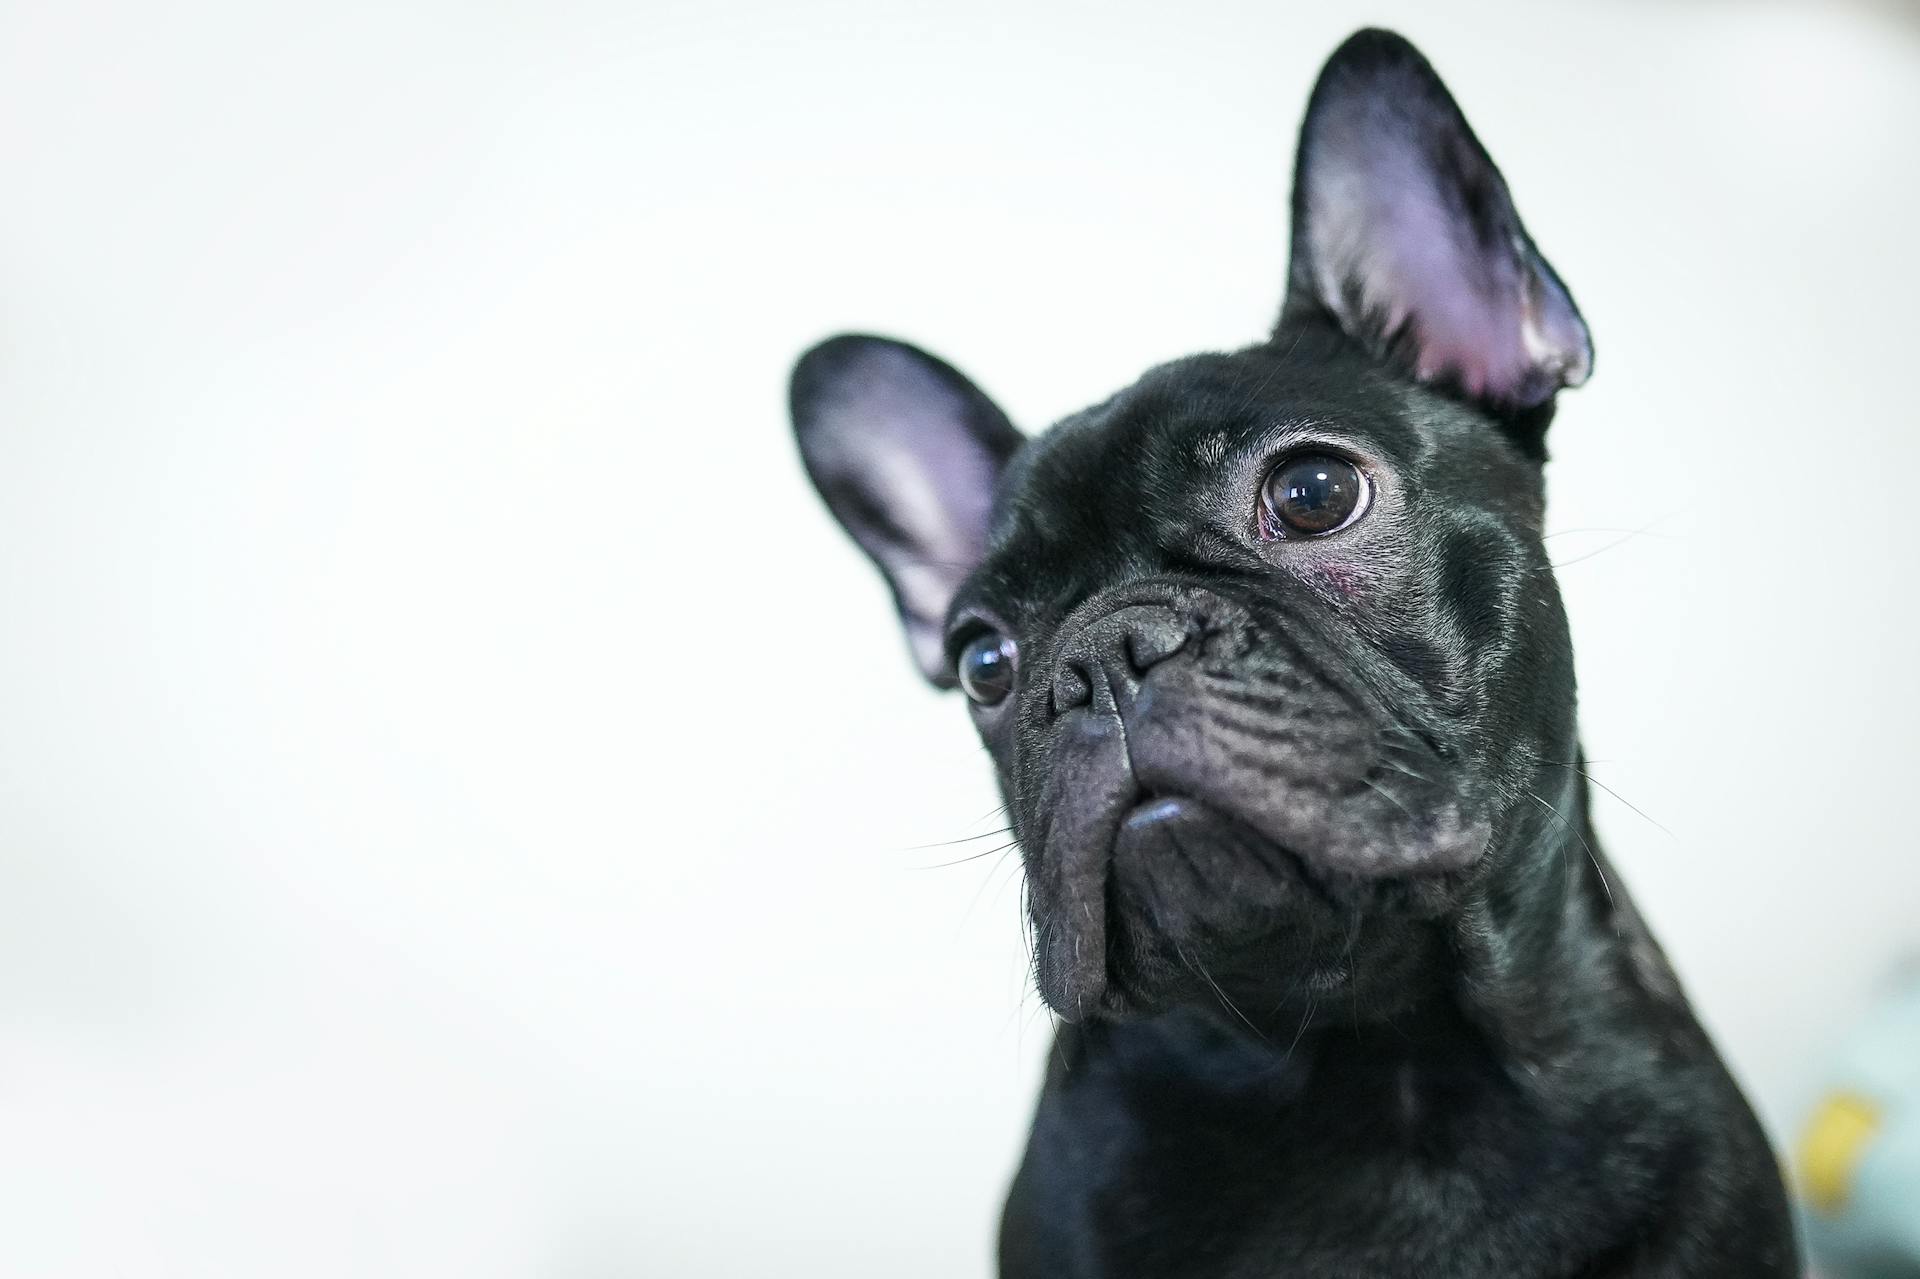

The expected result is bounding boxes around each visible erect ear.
[1281,30,1592,442]
[790,334,1022,686]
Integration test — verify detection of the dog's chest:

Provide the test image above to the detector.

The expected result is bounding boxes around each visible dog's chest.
[1003,1027,1653,1279]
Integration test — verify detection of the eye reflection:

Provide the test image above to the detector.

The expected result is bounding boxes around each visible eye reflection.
[957,631,1017,705]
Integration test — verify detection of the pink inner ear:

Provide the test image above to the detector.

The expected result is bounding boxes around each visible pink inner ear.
[1300,78,1591,409]
[811,356,1000,633]
[792,335,1020,684]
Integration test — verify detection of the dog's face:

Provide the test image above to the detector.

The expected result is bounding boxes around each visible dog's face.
[792,31,1595,1024]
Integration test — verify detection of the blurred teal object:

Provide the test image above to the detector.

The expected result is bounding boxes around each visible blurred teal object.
[1799,961,1920,1279]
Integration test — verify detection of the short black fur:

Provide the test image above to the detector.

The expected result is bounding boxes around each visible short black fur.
[788,28,1797,1279]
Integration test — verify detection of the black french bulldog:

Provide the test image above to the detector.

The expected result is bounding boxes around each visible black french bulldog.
[789,29,1798,1279]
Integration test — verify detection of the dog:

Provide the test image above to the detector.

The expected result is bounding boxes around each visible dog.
[788,29,1798,1278]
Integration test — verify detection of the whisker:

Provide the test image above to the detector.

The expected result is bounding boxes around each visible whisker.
[1525,788,1615,911]
[1372,757,1440,787]
[1341,912,1365,1039]
[1377,722,1449,762]
[1361,775,1420,821]
[1541,761,1673,839]
[1282,996,1319,1063]
[910,838,1021,870]
[1542,524,1676,542]
[1165,832,1269,1043]
[1176,936,1269,1044]
[1549,518,1673,569]
[968,802,1012,827]
[958,844,1025,932]
[1017,875,1037,971]
[903,825,1015,852]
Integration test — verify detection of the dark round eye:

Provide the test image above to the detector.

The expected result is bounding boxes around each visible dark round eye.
[1261,453,1368,538]
[956,631,1017,706]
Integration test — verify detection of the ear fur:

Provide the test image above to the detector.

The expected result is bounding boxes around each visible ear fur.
[790,334,1021,684]
[1282,29,1591,449]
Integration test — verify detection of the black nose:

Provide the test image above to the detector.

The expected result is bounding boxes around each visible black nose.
[1050,605,1190,714]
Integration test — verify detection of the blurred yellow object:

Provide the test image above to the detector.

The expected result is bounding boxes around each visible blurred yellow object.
[1799,1092,1882,1215]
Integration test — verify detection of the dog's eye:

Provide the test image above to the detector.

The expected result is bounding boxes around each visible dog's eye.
[1261,453,1368,538]
[957,631,1017,706]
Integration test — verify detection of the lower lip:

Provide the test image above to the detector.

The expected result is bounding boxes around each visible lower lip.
[1123,796,1193,829]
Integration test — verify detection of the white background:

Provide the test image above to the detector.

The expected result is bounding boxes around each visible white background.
[2,1,1917,1275]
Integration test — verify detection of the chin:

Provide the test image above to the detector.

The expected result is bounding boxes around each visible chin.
[1031,791,1466,1026]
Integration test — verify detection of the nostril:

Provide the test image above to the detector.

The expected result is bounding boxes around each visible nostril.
[1051,661,1094,714]
[1125,616,1189,674]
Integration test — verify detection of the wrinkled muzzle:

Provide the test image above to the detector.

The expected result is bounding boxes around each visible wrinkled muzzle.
[1007,583,1490,1021]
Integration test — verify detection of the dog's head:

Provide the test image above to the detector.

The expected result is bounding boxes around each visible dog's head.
[791,31,1593,1024]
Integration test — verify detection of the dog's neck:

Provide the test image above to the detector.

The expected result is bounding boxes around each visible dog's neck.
[1450,768,1690,1074]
